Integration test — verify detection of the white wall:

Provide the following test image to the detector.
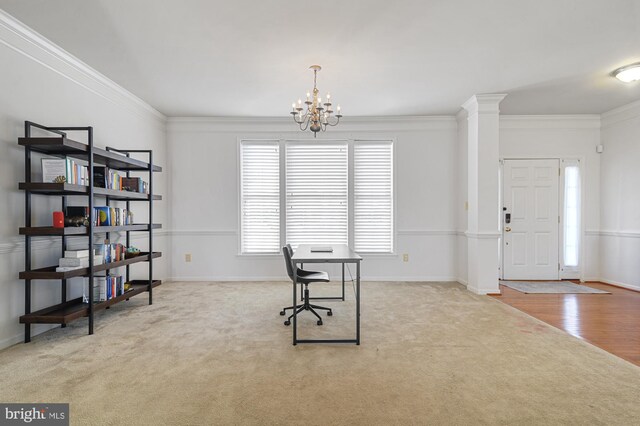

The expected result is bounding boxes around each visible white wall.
[167,117,458,281]
[0,11,169,349]
[600,101,640,291]
[499,116,602,281]
[455,112,468,285]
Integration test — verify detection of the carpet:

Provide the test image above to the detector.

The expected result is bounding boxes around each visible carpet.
[501,280,611,294]
[0,281,638,425]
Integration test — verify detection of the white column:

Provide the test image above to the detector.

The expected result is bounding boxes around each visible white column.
[462,94,506,294]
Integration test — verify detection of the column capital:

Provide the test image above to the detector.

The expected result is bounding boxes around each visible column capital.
[462,94,507,116]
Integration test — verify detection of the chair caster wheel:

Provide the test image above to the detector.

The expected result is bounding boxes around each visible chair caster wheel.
[327,311,333,316]
[284,320,291,326]
[279,311,285,316]
[317,320,323,326]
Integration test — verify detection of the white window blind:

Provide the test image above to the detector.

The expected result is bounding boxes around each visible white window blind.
[240,141,280,253]
[354,141,394,253]
[286,143,348,249]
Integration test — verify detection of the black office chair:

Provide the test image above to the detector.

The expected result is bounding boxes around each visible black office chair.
[280,245,333,326]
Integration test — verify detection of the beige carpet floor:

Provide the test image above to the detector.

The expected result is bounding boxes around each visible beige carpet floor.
[1,281,639,425]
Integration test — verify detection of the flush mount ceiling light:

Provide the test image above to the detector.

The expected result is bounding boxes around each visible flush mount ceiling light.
[290,65,342,137]
[613,62,640,83]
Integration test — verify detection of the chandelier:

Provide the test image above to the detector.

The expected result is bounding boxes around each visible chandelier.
[290,65,342,137]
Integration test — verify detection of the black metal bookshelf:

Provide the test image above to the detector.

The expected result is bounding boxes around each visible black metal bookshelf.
[18,121,163,342]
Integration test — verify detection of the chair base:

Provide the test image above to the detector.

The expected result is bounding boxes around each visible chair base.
[281,285,332,326]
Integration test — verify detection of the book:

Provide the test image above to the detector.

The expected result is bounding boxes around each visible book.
[64,249,90,258]
[41,159,67,183]
[55,266,83,272]
[59,257,90,267]
[95,207,111,226]
[93,166,108,188]
[311,246,334,252]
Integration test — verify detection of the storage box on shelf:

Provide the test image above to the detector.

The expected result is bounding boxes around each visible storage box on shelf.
[19,121,163,342]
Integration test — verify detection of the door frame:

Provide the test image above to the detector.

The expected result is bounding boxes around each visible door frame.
[499,156,585,281]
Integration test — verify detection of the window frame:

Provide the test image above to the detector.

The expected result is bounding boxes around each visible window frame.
[238,138,396,255]
[560,158,582,279]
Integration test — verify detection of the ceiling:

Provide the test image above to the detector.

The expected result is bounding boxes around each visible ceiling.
[1,0,639,117]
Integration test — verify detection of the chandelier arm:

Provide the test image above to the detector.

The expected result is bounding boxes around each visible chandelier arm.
[326,116,341,127]
[300,115,311,131]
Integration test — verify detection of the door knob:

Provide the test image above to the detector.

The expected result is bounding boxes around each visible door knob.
[505,227,511,232]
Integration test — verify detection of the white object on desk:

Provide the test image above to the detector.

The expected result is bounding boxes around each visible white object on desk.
[310,246,333,252]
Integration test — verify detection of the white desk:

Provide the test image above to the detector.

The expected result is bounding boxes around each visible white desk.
[291,244,363,345]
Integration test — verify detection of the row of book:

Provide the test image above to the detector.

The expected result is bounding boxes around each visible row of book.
[94,207,133,227]
[92,275,126,302]
[65,206,134,227]
[94,166,149,194]
[42,158,89,185]
[95,242,126,263]
[40,158,149,194]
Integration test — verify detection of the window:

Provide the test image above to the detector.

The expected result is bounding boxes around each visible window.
[240,140,394,254]
[286,142,348,248]
[354,142,394,252]
[240,141,280,254]
[563,161,581,268]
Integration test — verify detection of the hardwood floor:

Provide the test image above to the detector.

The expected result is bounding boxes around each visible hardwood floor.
[492,282,640,366]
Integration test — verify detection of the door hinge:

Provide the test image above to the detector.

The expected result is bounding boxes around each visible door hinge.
[558,263,561,271]
[559,168,561,176]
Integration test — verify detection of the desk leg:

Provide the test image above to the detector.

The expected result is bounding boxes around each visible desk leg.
[342,263,345,301]
[356,261,360,345]
[293,267,298,345]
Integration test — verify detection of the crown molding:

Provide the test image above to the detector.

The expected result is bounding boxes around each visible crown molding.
[167,115,458,134]
[0,9,166,125]
[462,94,508,116]
[601,99,640,128]
[500,115,601,129]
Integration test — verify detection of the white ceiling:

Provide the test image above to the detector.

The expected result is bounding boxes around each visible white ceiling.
[1,0,639,117]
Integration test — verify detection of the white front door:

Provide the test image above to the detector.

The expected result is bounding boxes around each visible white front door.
[503,159,560,280]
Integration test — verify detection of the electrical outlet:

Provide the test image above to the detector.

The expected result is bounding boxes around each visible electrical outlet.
[185,253,192,263]
[403,253,409,262]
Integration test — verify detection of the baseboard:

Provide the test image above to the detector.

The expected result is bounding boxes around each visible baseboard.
[598,278,640,293]
[168,276,459,282]
[0,324,58,351]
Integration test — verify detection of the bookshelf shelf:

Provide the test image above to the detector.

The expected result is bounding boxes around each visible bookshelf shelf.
[18,182,162,201]
[20,280,162,324]
[19,252,162,280]
[19,224,162,236]
[19,121,162,342]
[19,137,162,172]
